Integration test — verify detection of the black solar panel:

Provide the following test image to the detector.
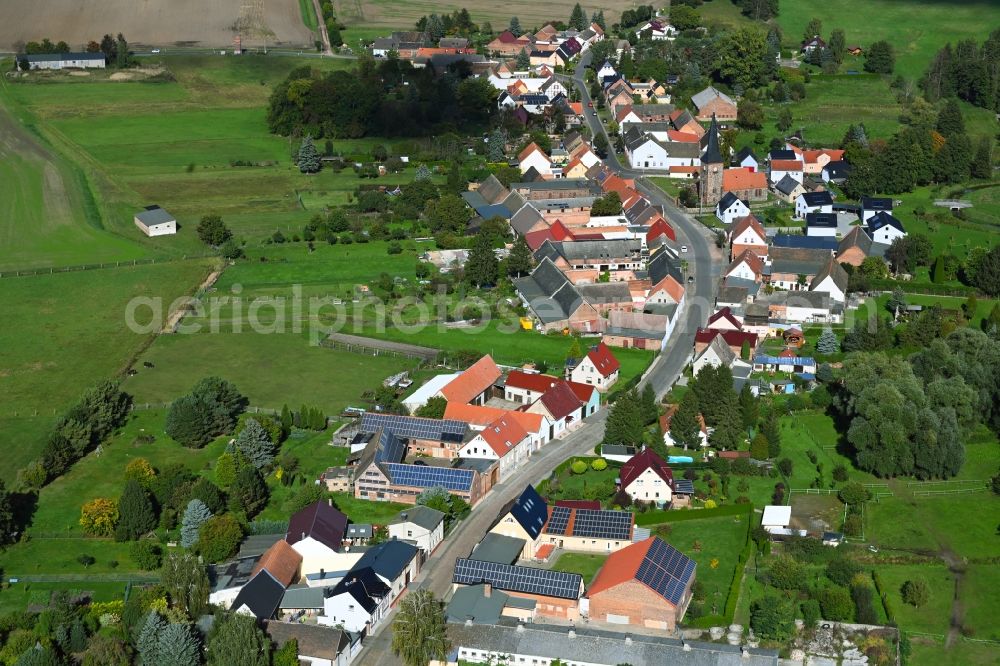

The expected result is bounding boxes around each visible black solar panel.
[374,430,406,464]
[545,506,571,535]
[511,485,548,540]
[385,463,474,492]
[453,558,582,600]
[674,479,695,495]
[636,538,696,605]
[361,413,467,442]
[572,509,632,540]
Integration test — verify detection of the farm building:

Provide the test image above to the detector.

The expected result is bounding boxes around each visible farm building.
[134,205,177,237]
[19,52,106,70]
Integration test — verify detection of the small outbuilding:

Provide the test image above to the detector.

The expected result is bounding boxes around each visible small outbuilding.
[134,205,177,237]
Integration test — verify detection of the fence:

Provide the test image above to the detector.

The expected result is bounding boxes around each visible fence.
[0,254,217,279]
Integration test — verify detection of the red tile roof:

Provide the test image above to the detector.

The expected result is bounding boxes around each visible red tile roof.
[771,160,804,171]
[440,355,502,404]
[566,380,597,404]
[517,142,547,163]
[646,218,677,243]
[694,328,759,350]
[253,539,303,587]
[707,307,743,330]
[722,169,768,192]
[506,370,562,393]
[728,214,767,244]
[587,537,653,596]
[725,249,764,277]
[586,342,620,377]
[619,448,675,489]
[538,381,583,420]
[667,130,700,143]
[479,415,530,457]
[555,499,601,510]
[443,402,508,426]
[495,30,518,44]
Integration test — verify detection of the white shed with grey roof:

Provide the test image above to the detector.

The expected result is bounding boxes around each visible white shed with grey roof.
[134,205,177,237]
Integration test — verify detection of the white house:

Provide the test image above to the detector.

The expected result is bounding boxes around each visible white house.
[692,336,736,375]
[769,160,804,185]
[134,205,177,237]
[794,191,833,220]
[457,414,532,482]
[526,383,583,440]
[810,258,849,304]
[761,505,792,534]
[724,250,763,283]
[861,197,893,223]
[568,342,620,391]
[636,19,678,40]
[20,52,106,70]
[805,212,839,238]
[867,211,906,245]
[401,372,460,413]
[597,60,617,80]
[387,506,445,556]
[625,134,701,171]
[517,143,553,175]
[735,147,759,172]
[715,192,751,225]
[618,449,676,504]
[286,501,349,576]
[320,568,392,632]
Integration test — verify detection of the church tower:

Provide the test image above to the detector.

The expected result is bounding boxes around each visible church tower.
[699,113,724,206]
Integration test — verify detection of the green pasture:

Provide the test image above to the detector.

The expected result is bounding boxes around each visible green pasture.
[0,582,128,615]
[550,552,608,586]
[876,564,955,635]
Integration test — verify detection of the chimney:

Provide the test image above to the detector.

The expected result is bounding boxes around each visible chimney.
[483,583,492,598]
[320,568,325,579]
[301,531,306,541]
[465,618,473,626]
[624,635,632,644]
[567,628,576,639]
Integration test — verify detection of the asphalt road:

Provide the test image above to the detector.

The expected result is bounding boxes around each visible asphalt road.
[354,52,721,665]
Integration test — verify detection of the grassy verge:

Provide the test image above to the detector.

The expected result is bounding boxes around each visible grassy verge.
[299,0,319,31]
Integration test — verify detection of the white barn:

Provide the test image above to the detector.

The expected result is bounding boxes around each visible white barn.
[134,206,177,237]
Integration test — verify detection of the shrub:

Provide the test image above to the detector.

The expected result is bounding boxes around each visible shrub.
[901,579,929,607]
[130,539,163,571]
[80,498,119,537]
[801,599,821,627]
[826,558,863,586]
[819,586,854,621]
[591,458,608,471]
[767,555,804,590]
[570,460,588,475]
[703,499,717,509]
[844,513,863,537]
[833,465,849,482]
[124,458,156,486]
[198,514,244,563]
[778,458,793,477]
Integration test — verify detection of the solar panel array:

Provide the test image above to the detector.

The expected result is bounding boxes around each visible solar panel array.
[385,463,474,492]
[674,479,695,495]
[374,430,406,464]
[511,486,548,539]
[635,538,696,605]
[543,507,632,540]
[545,506,571,534]
[453,558,582,600]
[572,509,632,540]
[360,413,467,442]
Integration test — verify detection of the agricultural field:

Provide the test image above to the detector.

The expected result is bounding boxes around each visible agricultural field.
[0,0,313,52]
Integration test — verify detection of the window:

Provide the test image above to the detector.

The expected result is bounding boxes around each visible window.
[407,530,412,537]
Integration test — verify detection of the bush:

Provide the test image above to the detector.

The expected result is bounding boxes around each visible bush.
[833,465,849,482]
[703,499,717,509]
[819,586,854,621]
[801,599,821,627]
[826,558,863,586]
[130,539,163,571]
[768,555,805,590]
[901,578,929,607]
[591,458,608,471]
[778,458,793,477]
[570,460,588,475]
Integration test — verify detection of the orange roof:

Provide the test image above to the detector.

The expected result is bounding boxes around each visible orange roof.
[667,130,700,143]
[443,402,508,426]
[660,405,707,434]
[517,142,546,162]
[535,543,555,560]
[802,148,845,164]
[669,166,700,174]
[563,157,586,175]
[647,218,676,242]
[568,102,583,115]
[727,249,764,276]
[771,160,804,171]
[615,104,636,122]
[651,273,685,303]
[507,370,563,393]
[479,415,530,457]
[252,540,302,587]
[507,410,545,433]
[440,355,502,404]
[587,537,653,595]
[722,169,767,192]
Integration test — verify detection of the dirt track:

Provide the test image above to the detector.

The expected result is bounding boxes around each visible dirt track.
[0,0,313,51]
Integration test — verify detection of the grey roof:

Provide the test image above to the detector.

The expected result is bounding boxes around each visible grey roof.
[800,191,833,206]
[823,160,850,179]
[769,149,796,161]
[699,335,736,366]
[805,212,838,228]
[23,52,105,62]
[352,539,418,582]
[768,247,832,276]
[600,444,637,456]
[513,257,587,324]
[691,86,735,111]
[330,567,390,614]
[717,285,749,305]
[390,505,445,531]
[231,570,285,620]
[762,290,831,309]
[577,282,633,304]
[346,524,372,539]
[539,239,640,263]
[700,114,723,164]
[478,174,510,204]
[239,533,284,559]
[606,326,664,340]
[773,174,801,196]
[837,226,873,256]
[509,204,546,235]
[265,622,349,661]
[861,197,892,211]
[867,210,905,233]
[279,585,326,610]
[439,37,469,48]
[447,584,512,625]
[648,248,683,286]
[135,206,175,226]
[470,533,526,565]
[810,258,849,294]
[506,485,548,540]
[773,234,839,251]
[717,191,741,212]
[633,104,676,117]
[735,146,758,164]
[447,621,780,665]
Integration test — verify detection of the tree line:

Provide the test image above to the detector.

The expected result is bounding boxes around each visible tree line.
[921,29,1000,112]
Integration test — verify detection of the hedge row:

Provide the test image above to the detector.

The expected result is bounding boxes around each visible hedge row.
[872,569,897,627]
[635,501,753,526]
[688,507,754,628]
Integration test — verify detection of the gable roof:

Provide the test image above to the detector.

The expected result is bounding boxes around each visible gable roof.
[646,218,676,243]
[861,197,892,211]
[774,174,803,195]
[231,570,285,619]
[619,448,675,489]
[444,402,510,426]
[538,381,583,420]
[867,210,905,233]
[768,246,832,275]
[695,328,759,350]
[506,370,562,393]
[518,142,548,163]
[508,485,549,539]
[697,335,736,366]
[587,537,695,606]
[513,257,589,324]
[265,622,349,661]
[390,505,445,531]
[707,307,743,329]
[286,500,348,551]
[510,204,547,236]
[771,160,804,171]
[135,206,175,226]
[725,249,764,277]
[647,248,684,292]
[352,539,418,582]
[543,506,634,540]
[440,355,502,404]
[717,191,743,212]
[454,558,583,600]
[253,539,303,587]
[810,257,850,294]
[478,174,510,204]
[478,415,531,457]
[691,86,735,110]
[800,191,833,207]
[585,342,620,377]
[806,212,838,228]
[729,215,767,244]
[735,146,758,164]
[331,566,390,613]
[773,234,840,251]
[837,225,873,256]
[722,169,767,192]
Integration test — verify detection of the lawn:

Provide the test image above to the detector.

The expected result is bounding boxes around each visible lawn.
[0,582,129,615]
[550,552,608,587]
[907,638,1000,666]
[123,330,418,415]
[876,564,955,635]
[868,494,1000,559]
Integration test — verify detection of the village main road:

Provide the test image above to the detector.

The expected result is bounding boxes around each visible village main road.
[353,53,722,666]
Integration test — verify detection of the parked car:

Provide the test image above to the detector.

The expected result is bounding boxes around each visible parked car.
[680,245,688,253]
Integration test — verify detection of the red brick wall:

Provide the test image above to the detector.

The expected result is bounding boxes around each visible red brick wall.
[588,580,686,631]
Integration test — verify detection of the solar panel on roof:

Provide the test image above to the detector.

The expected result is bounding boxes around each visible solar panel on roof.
[674,479,695,494]
[374,430,406,464]
[453,558,582,600]
[571,509,632,540]
[385,463,474,492]
[545,506,571,535]
[636,539,696,605]
[361,413,467,442]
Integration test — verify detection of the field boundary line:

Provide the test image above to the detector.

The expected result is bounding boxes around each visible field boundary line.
[0,254,217,279]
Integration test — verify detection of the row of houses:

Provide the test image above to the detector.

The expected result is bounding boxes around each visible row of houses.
[486,22,605,59]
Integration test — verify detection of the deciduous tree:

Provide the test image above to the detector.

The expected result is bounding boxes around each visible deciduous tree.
[207,611,271,666]
[80,497,118,537]
[391,589,450,666]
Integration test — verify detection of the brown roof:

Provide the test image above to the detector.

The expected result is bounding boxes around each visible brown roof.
[728,215,767,244]
[725,249,764,277]
[771,160,804,171]
[265,622,349,661]
[479,415,531,457]
[518,142,547,163]
[253,540,303,587]
[440,355,502,404]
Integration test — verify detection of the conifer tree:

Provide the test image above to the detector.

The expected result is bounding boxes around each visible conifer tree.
[229,466,269,518]
[465,230,499,287]
[298,135,321,174]
[506,236,535,277]
[670,390,702,450]
[508,17,522,36]
[515,49,531,69]
[604,390,644,445]
[235,418,275,469]
[569,3,587,30]
[115,479,156,542]
[136,612,165,666]
[816,328,840,354]
[591,10,605,30]
[180,499,212,549]
[640,384,658,425]
[157,623,200,666]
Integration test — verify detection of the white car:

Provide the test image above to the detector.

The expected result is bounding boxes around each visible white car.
[680,245,688,253]
[151,49,161,54]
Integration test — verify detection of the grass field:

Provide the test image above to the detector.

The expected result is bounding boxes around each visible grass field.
[550,552,608,586]
[0,582,129,615]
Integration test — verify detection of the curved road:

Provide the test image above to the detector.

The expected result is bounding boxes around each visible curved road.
[354,51,721,666]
